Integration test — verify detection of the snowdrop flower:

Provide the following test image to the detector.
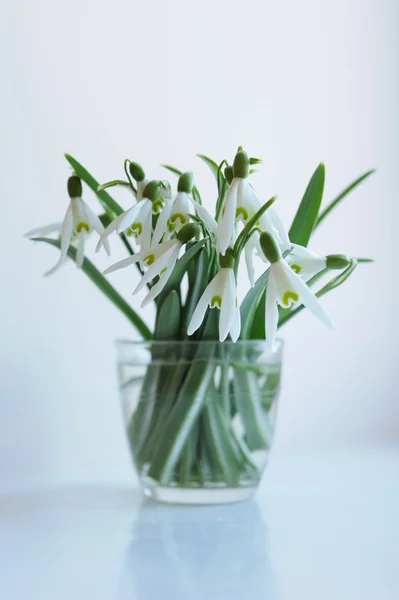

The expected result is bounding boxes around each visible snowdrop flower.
[216,150,290,256]
[26,176,110,276]
[96,178,163,254]
[152,172,194,246]
[288,244,351,283]
[260,232,335,351]
[244,232,267,287]
[104,223,200,307]
[187,249,241,342]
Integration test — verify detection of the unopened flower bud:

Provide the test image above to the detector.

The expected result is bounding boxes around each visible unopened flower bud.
[260,232,282,264]
[129,162,145,182]
[67,175,82,198]
[178,172,194,193]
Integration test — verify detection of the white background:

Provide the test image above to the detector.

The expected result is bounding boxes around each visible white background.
[1,0,398,486]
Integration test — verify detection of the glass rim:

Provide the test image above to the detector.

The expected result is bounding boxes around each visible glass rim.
[115,338,284,351]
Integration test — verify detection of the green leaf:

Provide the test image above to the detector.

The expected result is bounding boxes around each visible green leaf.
[154,290,181,340]
[65,154,124,218]
[156,239,207,307]
[161,164,202,204]
[239,247,291,340]
[315,169,375,228]
[289,163,325,246]
[196,154,220,179]
[278,260,358,328]
[32,237,152,340]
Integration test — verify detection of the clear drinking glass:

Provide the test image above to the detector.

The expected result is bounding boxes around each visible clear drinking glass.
[116,340,283,505]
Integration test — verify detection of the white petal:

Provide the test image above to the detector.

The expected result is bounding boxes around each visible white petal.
[24,222,63,238]
[245,239,256,287]
[192,200,217,234]
[141,270,171,307]
[103,253,143,275]
[59,203,74,263]
[187,277,219,336]
[117,199,147,233]
[133,242,180,295]
[216,179,238,255]
[152,197,175,247]
[265,273,279,352]
[267,206,291,249]
[230,304,241,342]
[76,231,86,268]
[84,204,111,256]
[219,270,236,342]
[281,260,335,330]
[95,213,124,253]
[136,201,153,249]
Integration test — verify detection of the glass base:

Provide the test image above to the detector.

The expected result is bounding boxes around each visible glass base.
[142,480,256,505]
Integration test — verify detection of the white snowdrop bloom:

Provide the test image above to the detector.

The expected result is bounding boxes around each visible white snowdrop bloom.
[96,180,162,253]
[260,232,334,352]
[152,172,194,246]
[26,176,110,276]
[192,200,218,235]
[216,150,290,255]
[187,251,240,342]
[244,232,267,287]
[287,244,327,282]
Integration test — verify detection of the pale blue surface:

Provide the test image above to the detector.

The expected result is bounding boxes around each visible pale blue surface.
[1,450,398,599]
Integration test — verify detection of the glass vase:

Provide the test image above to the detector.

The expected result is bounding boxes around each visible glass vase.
[117,340,283,505]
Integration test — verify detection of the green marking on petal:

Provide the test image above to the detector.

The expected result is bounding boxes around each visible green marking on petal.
[210,295,222,309]
[152,199,164,214]
[169,212,188,225]
[159,267,167,276]
[144,254,155,266]
[76,222,90,233]
[236,207,249,222]
[290,263,302,274]
[128,222,143,237]
[282,291,299,307]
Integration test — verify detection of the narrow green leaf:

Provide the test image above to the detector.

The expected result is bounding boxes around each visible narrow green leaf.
[154,290,181,340]
[65,154,124,218]
[289,163,325,246]
[32,237,152,340]
[161,164,202,204]
[315,169,375,228]
[196,154,220,179]
[278,260,358,328]
[156,239,207,307]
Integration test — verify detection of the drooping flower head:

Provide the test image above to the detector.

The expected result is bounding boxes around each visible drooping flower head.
[187,249,241,342]
[25,175,110,276]
[260,232,335,351]
[104,223,201,307]
[152,172,194,246]
[216,149,290,256]
[96,176,164,253]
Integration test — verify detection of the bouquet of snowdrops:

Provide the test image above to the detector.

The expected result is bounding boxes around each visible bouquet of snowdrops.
[26,148,372,492]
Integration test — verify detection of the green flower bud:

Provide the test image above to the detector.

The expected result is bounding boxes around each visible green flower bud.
[129,161,145,182]
[219,248,235,269]
[259,232,282,264]
[143,180,161,202]
[224,165,233,184]
[233,150,250,179]
[178,171,194,193]
[326,254,352,270]
[176,223,200,244]
[67,175,82,198]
